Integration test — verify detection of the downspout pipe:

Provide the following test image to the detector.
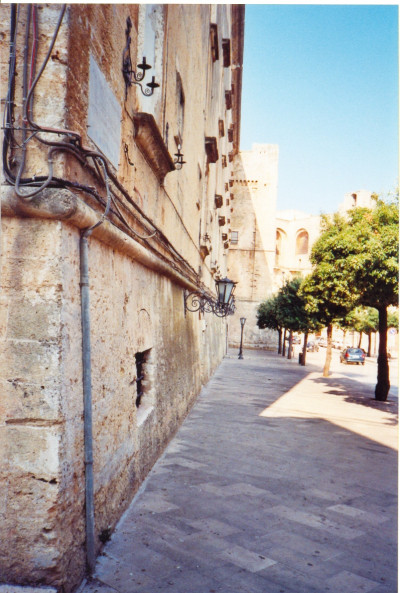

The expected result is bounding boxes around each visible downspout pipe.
[80,228,96,574]
[79,161,111,575]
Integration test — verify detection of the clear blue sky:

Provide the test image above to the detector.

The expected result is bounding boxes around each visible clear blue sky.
[240,4,399,215]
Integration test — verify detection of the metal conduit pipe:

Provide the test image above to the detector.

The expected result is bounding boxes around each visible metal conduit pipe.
[80,228,96,574]
[80,160,111,574]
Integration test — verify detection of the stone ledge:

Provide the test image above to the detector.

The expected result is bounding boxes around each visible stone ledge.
[1,186,199,294]
[132,112,175,184]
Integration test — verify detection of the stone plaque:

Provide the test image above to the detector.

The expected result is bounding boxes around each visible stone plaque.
[88,55,121,168]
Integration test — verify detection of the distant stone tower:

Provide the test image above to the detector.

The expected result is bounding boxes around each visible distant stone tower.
[338,189,374,213]
[227,144,279,349]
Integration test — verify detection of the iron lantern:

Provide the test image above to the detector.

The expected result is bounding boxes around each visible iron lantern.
[184,276,237,318]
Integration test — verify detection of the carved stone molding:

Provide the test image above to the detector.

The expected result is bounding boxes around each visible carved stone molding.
[132,112,175,184]
[200,244,211,259]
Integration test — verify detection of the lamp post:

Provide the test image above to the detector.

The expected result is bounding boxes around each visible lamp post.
[238,317,246,359]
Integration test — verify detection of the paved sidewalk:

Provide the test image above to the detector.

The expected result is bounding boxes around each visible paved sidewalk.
[80,349,398,593]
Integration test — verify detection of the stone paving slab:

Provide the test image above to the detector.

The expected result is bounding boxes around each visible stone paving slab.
[79,349,398,593]
[0,589,57,593]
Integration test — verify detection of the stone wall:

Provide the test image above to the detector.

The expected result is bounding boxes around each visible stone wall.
[227,145,279,349]
[274,209,322,289]
[0,4,244,590]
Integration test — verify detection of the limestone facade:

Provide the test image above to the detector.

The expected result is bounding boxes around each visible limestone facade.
[274,209,322,290]
[226,145,279,349]
[0,4,244,590]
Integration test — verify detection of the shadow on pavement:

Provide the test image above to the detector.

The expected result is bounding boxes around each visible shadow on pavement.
[311,374,398,425]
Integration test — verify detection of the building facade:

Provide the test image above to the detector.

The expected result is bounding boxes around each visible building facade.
[226,145,279,348]
[274,209,322,290]
[0,4,244,590]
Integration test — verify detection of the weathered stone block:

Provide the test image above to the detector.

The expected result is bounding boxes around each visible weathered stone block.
[1,259,62,296]
[1,379,60,422]
[5,425,60,481]
[2,219,62,260]
[6,299,60,342]
[0,340,59,384]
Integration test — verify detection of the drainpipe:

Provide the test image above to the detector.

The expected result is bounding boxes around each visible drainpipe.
[80,228,96,574]
[79,162,111,574]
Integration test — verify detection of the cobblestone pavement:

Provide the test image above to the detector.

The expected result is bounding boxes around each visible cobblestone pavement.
[79,349,398,593]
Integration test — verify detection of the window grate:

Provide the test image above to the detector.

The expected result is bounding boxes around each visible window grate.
[135,352,146,408]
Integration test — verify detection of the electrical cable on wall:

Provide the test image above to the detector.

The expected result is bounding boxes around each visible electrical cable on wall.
[2,4,205,288]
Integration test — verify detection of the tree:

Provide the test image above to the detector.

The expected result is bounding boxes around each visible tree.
[342,307,378,356]
[258,279,321,364]
[302,195,398,399]
[274,277,322,364]
[256,295,283,354]
[300,213,359,377]
[344,197,398,400]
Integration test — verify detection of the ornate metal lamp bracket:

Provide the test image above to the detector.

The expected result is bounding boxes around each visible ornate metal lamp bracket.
[183,290,236,319]
[122,17,159,99]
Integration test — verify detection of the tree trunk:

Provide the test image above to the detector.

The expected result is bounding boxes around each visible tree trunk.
[375,306,390,401]
[277,328,282,354]
[282,329,287,357]
[323,324,333,377]
[301,331,308,366]
[287,330,293,359]
[358,332,363,348]
[367,332,372,358]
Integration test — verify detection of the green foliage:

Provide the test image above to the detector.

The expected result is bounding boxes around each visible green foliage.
[257,278,321,334]
[343,307,379,335]
[300,192,398,399]
[276,277,321,333]
[388,308,399,329]
[256,294,281,331]
[301,197,399,318]
[347,199,399,309]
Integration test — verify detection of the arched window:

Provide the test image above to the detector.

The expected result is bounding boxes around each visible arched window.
[276,229,286,264]
[296,230,309,255]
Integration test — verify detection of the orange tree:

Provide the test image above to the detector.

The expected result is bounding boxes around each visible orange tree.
[258,278,321,363]
[256,294,283,354]
[301,195,398,400]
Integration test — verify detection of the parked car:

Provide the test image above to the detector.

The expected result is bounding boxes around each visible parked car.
[285,335,301,344]
[317,337,327,347]
[340,348,366,365]
[306,341,319,352]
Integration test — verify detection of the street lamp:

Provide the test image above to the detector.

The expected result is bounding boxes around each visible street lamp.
[238,317,246,359]
[184,277,237,318]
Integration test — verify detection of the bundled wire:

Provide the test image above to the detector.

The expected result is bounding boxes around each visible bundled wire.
[2,4,19,182]
[15,4,68,198]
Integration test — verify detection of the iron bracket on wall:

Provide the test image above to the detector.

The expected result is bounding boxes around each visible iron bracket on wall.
[184,290,235,318]
[122,16,159,99]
